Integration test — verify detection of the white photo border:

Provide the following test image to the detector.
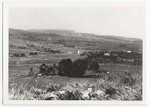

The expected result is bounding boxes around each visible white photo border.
[2,2,148,105]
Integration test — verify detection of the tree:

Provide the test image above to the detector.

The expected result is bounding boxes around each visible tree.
[57,58,88,77]
[72,59,88,77]
[88,61,99,72]
[58,58,72,76]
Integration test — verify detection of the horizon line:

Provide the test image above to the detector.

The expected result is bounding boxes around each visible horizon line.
[9,27,142,40]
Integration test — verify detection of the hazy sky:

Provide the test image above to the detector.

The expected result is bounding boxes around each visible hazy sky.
[9,5,146,39]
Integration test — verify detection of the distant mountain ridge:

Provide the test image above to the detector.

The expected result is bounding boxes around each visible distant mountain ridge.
[28,29,141,41]
[9,28,142,52]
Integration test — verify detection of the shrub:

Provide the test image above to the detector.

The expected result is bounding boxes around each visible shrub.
[73,90,82,100]
[105,86,116,96]
[120,71,136,87]
[104,86,117,100]
[39,63,48,75]
[57,91,75,100]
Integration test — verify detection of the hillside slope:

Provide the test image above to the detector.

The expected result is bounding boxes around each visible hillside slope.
[9,28,142,52]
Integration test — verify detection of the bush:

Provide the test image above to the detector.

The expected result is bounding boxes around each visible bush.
[120,71,136,87]
[105,86,116,96]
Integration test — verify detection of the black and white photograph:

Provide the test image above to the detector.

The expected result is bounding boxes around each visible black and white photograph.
[2,2,147,104]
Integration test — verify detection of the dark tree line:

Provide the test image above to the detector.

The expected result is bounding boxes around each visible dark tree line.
[36,58,90,77]
[35,50,142,78]
[81,51,142,66]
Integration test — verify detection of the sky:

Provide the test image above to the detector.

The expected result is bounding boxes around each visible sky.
[9,4,146,39]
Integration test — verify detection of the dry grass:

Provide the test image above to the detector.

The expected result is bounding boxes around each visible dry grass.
[9,71,142,101]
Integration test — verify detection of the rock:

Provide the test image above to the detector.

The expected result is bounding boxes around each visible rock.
[45,93,58,100]
[96,89,105,97]
[87,87,92,92]
[81,91,90,100]
[58,90,66,94]
[37,74,42,76]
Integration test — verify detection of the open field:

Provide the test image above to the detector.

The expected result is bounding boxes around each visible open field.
[9,51,142,100]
